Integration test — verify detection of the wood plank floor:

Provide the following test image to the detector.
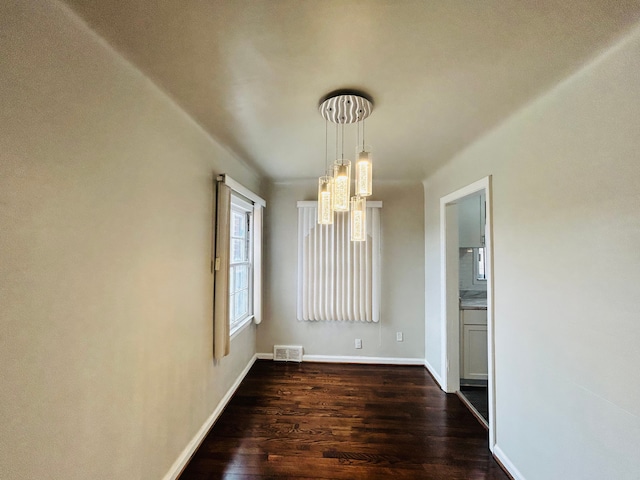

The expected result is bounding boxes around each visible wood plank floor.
[178,361,509,479]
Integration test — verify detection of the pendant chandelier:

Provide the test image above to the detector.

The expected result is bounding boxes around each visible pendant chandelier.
[317,90,374,241]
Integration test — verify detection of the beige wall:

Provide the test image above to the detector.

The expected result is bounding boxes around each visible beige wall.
[423,24,640,479]
[259,180,425,359]
[0,2,261,479]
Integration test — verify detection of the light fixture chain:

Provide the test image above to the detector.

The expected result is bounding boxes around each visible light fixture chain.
[335,123,339,166]
[363,118,366,149]
[324,119,328,174]
[341,123,345,162]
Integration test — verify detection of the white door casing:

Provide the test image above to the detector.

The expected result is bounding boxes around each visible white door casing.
[439,176,496,450]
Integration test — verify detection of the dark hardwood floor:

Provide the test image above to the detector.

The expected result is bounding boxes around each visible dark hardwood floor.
[178,361,509,479]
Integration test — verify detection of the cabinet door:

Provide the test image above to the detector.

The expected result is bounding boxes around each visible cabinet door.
[462,324,488,380]
[458,195,483,247]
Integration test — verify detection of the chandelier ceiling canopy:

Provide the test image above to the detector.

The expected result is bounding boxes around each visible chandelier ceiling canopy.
[318,90,374,124]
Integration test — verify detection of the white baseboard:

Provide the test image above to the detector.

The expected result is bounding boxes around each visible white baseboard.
[305,354,424,365]
[493,444,526,480]
[256,353,424,365]
[162,354,258,480]
[423,358,444,389]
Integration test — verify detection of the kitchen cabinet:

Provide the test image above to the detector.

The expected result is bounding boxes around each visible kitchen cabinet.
[460,309,488,381]
[458,193,486,248]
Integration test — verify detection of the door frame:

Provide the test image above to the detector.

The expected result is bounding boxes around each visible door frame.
[440,175,496,449]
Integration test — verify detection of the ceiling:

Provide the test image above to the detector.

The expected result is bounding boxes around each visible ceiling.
[64,0,640,181]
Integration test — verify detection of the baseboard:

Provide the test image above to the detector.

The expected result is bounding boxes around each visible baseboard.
[162,354,258,480]
[423,358,444,389]
[493,445,525,480]
[256,353,424,365]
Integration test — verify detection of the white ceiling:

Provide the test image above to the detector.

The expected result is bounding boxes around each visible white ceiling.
[64,0,640,181]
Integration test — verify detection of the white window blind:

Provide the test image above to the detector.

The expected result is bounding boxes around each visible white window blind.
[296,201,382,322]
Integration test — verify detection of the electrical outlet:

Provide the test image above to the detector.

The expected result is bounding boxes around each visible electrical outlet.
[396,331,403,342]
[355,338,362,349]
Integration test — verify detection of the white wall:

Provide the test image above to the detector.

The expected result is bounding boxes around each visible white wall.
[259,180,425,360]
[0,2,261,479]
[423,24,640,480]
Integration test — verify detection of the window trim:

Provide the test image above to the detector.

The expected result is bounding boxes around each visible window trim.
[230,315,254,339]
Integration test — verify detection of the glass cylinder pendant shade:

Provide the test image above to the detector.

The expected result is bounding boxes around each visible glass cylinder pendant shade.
[317,176,334,224]
[355,145,373,197]
[350,195,367,241]
[333,160,351,212]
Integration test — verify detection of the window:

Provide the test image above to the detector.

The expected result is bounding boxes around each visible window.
[475,247,487,281]
[229,195,253,334]
[213,175,264,360]
[296,201,382,322]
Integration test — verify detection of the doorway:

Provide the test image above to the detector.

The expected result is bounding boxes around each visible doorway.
[440,176,495,450]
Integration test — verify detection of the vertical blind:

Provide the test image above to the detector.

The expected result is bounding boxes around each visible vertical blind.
[296,201,382,322]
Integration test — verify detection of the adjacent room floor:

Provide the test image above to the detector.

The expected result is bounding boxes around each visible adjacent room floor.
[459,385,490,427]
[178,361,508,479]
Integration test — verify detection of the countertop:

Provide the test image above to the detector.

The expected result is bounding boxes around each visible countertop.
[460,292,487,310]
[459,297,487,310]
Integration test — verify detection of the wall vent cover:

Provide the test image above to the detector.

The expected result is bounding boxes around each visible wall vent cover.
[273,345,303,362]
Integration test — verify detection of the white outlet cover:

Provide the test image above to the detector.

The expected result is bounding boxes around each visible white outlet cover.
[396,332,403,342]
[355,338,362,349]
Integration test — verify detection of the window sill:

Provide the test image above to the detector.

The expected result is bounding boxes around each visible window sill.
[230,315,254,340]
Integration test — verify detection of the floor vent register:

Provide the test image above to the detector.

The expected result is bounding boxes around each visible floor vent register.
[273,345,303,362]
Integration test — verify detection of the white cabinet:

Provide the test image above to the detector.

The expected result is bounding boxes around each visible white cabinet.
[458,193,486,248]
[460,309,488,381]
[462,324,488,380]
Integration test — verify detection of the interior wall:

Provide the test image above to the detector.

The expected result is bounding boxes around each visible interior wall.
[259,180,425,360]
[0,2,261,479]
[423,24,640,480]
